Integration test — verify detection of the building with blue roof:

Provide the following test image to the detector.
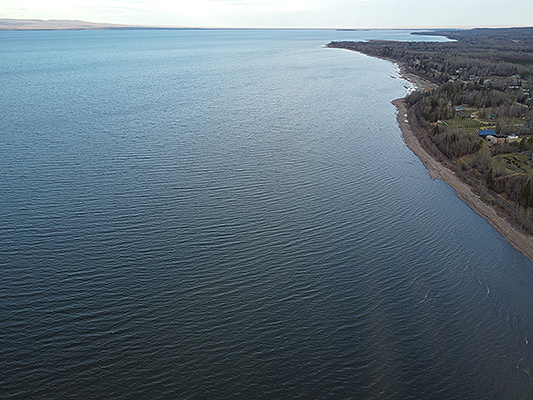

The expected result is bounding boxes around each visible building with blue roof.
[478,129,497,137]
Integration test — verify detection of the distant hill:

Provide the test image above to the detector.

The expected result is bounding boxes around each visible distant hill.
[0,18,188,30]
[0,19,133,30]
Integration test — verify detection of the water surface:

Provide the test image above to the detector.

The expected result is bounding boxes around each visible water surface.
[1,29,532,399]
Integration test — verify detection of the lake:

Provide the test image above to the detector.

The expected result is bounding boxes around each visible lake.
[1,29,532,399]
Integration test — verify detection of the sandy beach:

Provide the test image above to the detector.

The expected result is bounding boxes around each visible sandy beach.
[393,96,533,263]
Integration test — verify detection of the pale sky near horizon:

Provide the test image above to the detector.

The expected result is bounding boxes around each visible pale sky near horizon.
[1,0,532,29]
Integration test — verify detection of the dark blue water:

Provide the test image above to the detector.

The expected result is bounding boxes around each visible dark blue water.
[1,29,533,399]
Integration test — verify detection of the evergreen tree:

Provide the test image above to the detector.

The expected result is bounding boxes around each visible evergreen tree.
[522,179,532,207]
[486,168,494,186]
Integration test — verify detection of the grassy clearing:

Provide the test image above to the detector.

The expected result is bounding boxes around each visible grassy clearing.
[447,116,482,133]
[445,106,528,135]
[494,153,533,174]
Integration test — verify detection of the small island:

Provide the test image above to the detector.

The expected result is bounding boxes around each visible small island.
[328,27,533,262]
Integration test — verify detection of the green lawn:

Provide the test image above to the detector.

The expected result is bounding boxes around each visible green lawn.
[446,116,482,133]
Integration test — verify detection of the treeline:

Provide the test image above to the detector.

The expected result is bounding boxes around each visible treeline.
[492,136,533,155]
[490,174,533,208]
[328,38,533,85]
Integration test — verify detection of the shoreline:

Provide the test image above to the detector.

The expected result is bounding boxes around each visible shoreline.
[393,96,533,263]
[327,44,533,262]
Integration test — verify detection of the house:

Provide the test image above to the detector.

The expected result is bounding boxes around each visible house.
[507,134,519,142]
[478,129,497,137]
[486,135,498,144]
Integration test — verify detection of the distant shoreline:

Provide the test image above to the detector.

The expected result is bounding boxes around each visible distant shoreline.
[0,19,202,31]
[0,18,351,31]
[3,18,514,31]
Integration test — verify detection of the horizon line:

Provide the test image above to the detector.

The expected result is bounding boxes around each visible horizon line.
[0,18,532,31]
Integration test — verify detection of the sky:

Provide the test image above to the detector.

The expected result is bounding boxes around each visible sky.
[1,0,533,29]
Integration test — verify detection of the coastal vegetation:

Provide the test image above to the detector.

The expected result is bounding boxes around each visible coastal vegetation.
[328,28,533,233]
